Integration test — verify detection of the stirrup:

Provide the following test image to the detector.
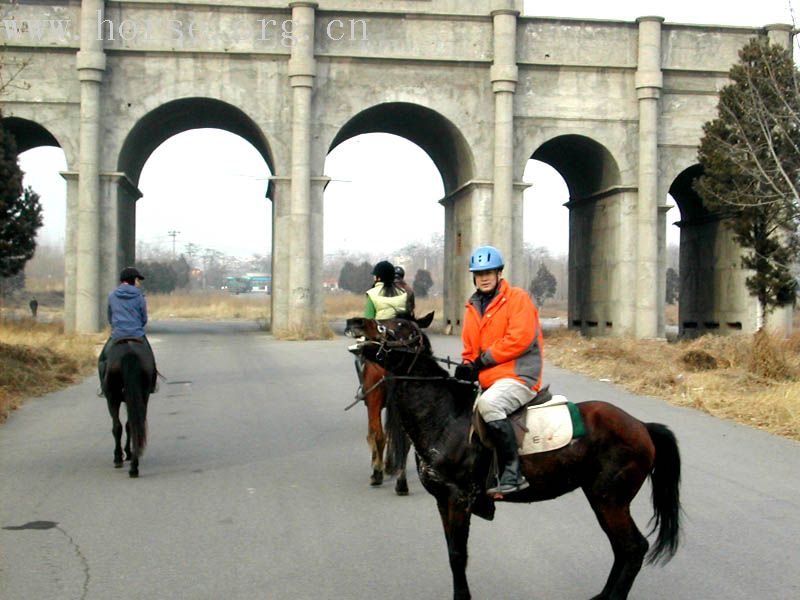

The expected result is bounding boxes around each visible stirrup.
[486,478,530,496]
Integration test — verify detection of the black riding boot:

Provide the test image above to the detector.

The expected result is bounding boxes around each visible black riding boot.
[485,418,529,496]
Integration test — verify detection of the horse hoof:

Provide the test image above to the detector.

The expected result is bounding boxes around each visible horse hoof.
[370,471,383,486]
[114,461,123,468]
[129,470,139,478]
[395,481,409,496]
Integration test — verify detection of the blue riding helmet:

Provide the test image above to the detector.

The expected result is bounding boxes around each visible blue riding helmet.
[469,245,504,272]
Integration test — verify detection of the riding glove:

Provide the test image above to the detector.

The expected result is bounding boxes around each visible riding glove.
[454,356,485,382]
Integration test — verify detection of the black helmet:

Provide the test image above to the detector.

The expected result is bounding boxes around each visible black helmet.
[394,266,405,280]
[119,266,144,283]
[372,260,395,284]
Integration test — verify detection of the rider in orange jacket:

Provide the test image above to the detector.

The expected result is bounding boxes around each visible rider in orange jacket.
[455,245,544,496]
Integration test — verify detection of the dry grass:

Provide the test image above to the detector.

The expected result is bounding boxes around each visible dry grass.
[543,327,800,441]
[0,319,103,423]
[146,291,271,321]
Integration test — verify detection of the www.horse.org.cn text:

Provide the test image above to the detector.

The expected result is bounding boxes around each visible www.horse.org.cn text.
[0,13,369,47]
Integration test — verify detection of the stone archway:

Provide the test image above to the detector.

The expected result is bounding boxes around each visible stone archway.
[76,98,277,330]
[318,102,477,331]
[530,135,631,336]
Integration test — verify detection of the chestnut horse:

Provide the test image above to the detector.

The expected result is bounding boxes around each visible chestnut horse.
[362,360,410,494]
[355,312,434,494]
[345,316,681,600]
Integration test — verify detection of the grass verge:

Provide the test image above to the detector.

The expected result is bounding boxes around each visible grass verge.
[0,319,103,423]
[543,328,800,441]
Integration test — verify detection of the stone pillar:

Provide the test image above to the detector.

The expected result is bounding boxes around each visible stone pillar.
[74,0,107,333]
[310,176,330,320]
[270,176,291,333]
[634,16,663,338]
[765,23,794,48]
[99,173,141,303]
[285,1,317,334]
[490,4,518,283]
[441,180,493,335]
[61,171,79,333]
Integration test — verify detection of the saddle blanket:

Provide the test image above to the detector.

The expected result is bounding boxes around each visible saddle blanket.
[517,395,585,455]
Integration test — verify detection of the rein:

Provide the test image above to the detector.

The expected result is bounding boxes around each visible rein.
[345,333,475,411]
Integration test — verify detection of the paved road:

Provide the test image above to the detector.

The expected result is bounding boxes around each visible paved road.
[1,320,798,599]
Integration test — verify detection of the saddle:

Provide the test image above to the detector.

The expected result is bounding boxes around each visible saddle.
[112,337,144,346]
[471,385,585,455]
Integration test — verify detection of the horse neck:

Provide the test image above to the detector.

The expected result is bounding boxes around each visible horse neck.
[392,356,472,460]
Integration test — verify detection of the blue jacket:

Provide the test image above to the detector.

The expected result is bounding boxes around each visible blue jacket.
[107,284,148,339]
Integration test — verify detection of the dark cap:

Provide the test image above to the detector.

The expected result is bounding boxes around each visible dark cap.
[371,260,395,283]
[394,266,405,280]
[119,267,145,282]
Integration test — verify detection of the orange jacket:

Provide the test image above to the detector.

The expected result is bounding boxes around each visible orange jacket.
[461,279,544,391]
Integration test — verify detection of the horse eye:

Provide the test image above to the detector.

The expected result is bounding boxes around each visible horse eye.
[377,324,387,334]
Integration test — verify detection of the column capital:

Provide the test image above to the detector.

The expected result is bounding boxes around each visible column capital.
[636,16,665,24]
[490,9,520,18]
[76,50,106,81]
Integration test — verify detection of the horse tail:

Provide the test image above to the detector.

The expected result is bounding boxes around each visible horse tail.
[644,422,682,565]
[122,350,147,458]
[384,380,408,476]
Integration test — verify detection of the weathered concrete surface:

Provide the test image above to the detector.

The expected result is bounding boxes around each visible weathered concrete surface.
[1,1,793,336]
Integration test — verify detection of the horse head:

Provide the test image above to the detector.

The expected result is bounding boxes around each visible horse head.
[345,312,434,372]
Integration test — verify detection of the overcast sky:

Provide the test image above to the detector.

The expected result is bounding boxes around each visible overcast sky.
[18,0,798,260]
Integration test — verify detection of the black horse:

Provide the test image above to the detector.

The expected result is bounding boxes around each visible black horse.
[345,317,681,600]
[102,339,154,478]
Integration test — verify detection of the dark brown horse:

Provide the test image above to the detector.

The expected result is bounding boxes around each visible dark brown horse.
[345,317,681,600]
[102,339,154,478]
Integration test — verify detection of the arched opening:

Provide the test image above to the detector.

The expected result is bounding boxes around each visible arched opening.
[529,135,624,335]
[115,99,274,301]
[668,165,742,338]
[325,103,474,328]
[522,160,569,325]
[1,117,67,313]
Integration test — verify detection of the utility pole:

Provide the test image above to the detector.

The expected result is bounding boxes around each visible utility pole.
[168,230,180,258]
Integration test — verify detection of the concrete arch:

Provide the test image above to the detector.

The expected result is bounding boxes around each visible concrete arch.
[100,98,276,326]
[317,102,476,330]
[328,102,476,193]
[117,97,276,190]
[668,165,749,337]
[1,117,62,155]
[528,134,631,335]
[531,134,622,200]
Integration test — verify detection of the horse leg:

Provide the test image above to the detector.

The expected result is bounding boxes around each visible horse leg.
[367,390,385,486]
[586,500,649,600]
[124,421,132,462]
[107,397,123,468]
[437,497,472,600]
[394,433,411,496]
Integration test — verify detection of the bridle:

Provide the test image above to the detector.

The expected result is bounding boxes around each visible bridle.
[345,320,474,411]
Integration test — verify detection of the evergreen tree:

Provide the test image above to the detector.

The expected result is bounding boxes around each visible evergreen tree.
[665,267,680,305]
[695,38,800,323]
[412,269,433,298]
[529,263,557,306]
[0,116,43,278]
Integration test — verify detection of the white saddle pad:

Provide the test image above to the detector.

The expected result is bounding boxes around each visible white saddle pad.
[519,395,573,455]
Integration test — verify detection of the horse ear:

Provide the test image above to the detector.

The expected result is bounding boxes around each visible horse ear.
[416,311,434,329]
[345,317,367,336]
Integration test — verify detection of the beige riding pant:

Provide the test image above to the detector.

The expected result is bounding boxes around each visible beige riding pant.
[475,378,536,423]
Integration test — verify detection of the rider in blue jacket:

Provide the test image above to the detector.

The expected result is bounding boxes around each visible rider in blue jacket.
[98,267,157,393]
